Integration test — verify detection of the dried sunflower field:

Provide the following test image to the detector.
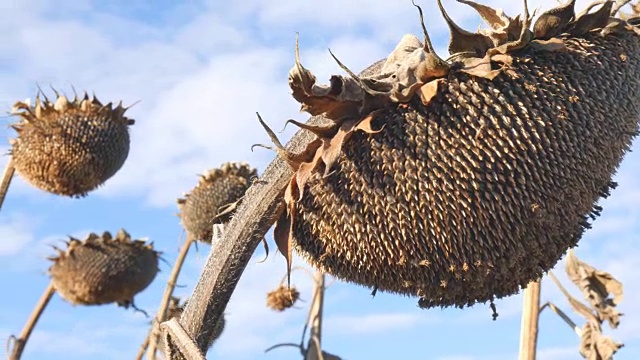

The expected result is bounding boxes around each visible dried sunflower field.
[1,0,639,359]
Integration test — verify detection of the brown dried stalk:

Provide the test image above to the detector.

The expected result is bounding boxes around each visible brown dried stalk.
[145,234,195,359]
[7,282,55,360]
[304,271,325,360]
[539,301,582,336]
[170,60,386,357]
[0,157,15,212]
[518,280,541,360]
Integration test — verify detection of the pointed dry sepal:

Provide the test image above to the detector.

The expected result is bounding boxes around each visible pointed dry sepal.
[456,0,523,46]
[485,0,535,56]
[533,0,577,40]
[567,1,615,37]
[437,0,494,58]
[288,34,369,121]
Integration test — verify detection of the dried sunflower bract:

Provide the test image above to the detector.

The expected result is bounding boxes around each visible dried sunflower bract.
[10,91,134,197]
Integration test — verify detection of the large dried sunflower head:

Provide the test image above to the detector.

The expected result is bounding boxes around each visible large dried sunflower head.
[263,0,640,309]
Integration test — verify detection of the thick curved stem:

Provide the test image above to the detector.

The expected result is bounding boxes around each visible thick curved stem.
[146,234,194,359]
[174,59,386,355]
[8,282,55,360]
[0,157,15,212]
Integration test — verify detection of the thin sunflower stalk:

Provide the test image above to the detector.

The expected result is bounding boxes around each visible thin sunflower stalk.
[7,283,56,360]
[144,233,195,360]
[10,230,159,359]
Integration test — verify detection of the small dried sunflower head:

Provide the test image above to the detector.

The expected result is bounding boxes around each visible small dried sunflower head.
[177,162,257,243]
[48,229,159,307]
[266,285,300,312]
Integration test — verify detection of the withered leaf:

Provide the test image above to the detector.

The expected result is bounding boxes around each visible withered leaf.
[568,1,614,37]
[419,79,445,106]
[565,251,624,329]
[437,0,493,57]
[295,143,323,200]
[283,119,338,138]
[532,0,577,40]
[288,35,365,121]
[456,0,510,29]
[490,53,513,65]
[381,34,423,75]
[355,109,385,134]
[254,113,314,170]
[460,57,502,80]
[528,38,568,52]
[275,175,299,286]
[321,118,358,176]
[579,321,624,360]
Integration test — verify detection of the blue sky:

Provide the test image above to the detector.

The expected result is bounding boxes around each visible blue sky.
[0,0,639,359]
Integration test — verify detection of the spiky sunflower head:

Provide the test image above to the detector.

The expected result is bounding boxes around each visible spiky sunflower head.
[177,162,257,243]
[259,0,640,309]
[9,90,134,197]
[48,229,159,307]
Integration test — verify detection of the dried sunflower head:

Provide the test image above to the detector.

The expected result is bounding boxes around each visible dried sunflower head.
[10,91,134,197]
[48,229,159,307]
[177,162,257,243]
[266,285,300,312]
[263,0,640,309]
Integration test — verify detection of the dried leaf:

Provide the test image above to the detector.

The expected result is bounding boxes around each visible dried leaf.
[274,175,299,286]
[321,118,358,176]
[566,251,624,328]
[568,1,614,37]
[254,114,316,170]
[437,0,493,57]
[460,56,502,80]
[419,79,445,105]
[355,109,385,134]
[528,38,568,52]
[288,36,365,120]
[533,0,577,40]
[579,321,624,360]
[295,143,324,200]
[283,119,338,138]
[456,0,512,35]
[381,34,423,75]
[490,53,513,64]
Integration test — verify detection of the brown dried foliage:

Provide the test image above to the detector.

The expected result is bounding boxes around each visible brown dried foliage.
[566,251,624,328]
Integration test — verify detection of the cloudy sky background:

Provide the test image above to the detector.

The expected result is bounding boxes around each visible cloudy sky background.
[0,0,638,359]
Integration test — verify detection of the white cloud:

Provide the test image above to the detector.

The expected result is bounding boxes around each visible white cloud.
[0,213,35,257]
